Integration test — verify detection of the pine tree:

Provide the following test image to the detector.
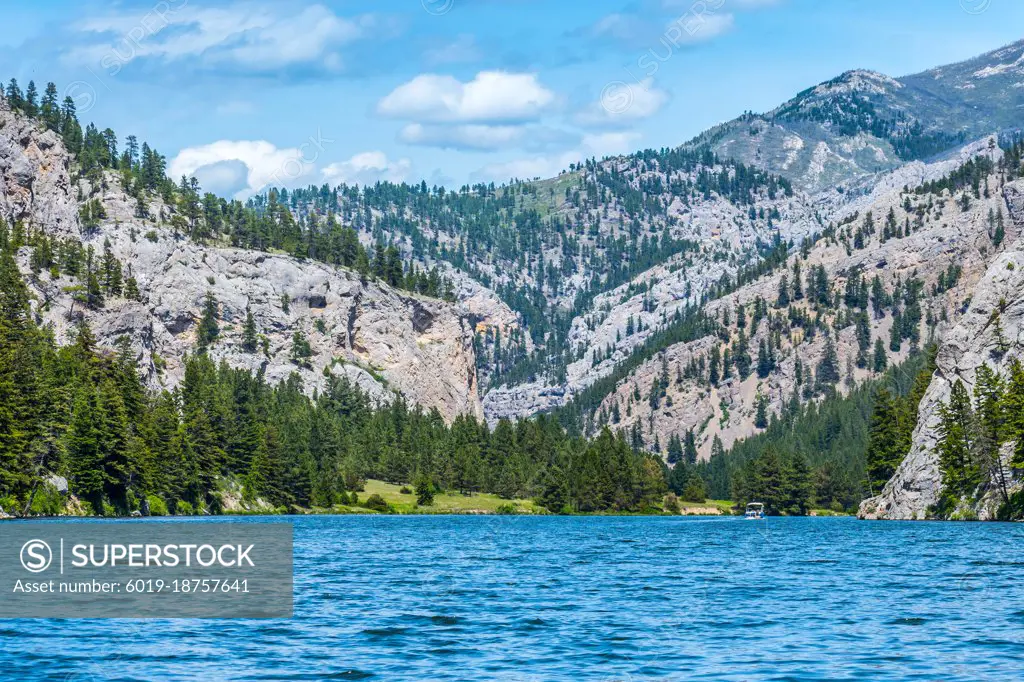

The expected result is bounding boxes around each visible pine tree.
[666,434,683,465]
[872,338,888,373]
[777,274,790,307]
[242,305,259,353]
[865,388,903,494]
[816,338,840,393]
[755,393,769,429]
[197,291,219,349]
[683,429,698,465]
[290,331,313,367]
[973,365,1010,504]
[937,380,981,502]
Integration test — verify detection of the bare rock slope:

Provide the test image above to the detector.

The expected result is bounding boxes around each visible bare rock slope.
[860,180,1024,519]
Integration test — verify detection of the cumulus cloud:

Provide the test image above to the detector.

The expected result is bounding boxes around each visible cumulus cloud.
[169,140,322,199]
[378,71,556,123]
[321,152,412,186]
[472,131,642,182]
[577,78,669,126]
[65,3,379,76]
[191,159,251,198]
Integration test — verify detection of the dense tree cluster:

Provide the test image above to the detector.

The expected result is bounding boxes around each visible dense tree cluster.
[933,361,1024,519]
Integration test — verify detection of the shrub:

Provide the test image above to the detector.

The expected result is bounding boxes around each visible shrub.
[147,495,169,516]
[681,476,707,503]
[495,503,518,515]
[175,500,195,516]
[30,485,64,516]
[399,486,412,495]
[0,494,20,515]
[364,493,389,512]
[144,230,158,243]
[997,490,1024,521]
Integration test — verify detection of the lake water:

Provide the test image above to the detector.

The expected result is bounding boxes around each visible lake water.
[2,515,1023,681]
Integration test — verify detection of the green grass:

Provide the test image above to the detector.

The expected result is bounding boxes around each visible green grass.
[700,499,739,515]
[336,480,543,515]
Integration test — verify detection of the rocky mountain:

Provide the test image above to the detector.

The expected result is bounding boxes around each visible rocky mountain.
[2,100,510,423]
[861,179,1024,520]
[686,39,1024,193]
[8,39,1024,518]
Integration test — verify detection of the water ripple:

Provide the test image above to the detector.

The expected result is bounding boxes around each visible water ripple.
[3,516,1023,680]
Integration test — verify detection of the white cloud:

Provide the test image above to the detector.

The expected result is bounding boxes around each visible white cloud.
[586,13,655,47]
[169,140,319,199]
[580,6,736,50]
[378,71,557,123]
[577,78,669,126]
[322,152,412,186]
[67,3,375,73]
[473,132,641,182]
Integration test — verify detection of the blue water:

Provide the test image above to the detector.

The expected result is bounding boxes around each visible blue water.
[3,515,1024,681]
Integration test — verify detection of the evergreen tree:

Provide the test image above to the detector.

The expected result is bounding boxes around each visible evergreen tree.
[937,380,981,503]
[872,338,888,373]
[683,429,698,465]
[242,305,259,353]
[197,292,219,349]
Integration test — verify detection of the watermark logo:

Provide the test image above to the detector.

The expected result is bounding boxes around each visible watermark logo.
[422,0,454,16]
[960,0,991,15]
[20,539,52,573]
[600,81,635,116]
[63,81,98,115]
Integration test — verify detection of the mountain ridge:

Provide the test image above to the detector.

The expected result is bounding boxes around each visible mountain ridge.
[6,38,1024,518]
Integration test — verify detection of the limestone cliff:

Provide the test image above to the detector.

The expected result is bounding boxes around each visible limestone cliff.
[860,180,1024,519]
[0,101,79,238]
[5,109,489,423]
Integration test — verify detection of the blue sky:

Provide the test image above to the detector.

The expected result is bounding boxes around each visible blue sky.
[4,0,1023,198]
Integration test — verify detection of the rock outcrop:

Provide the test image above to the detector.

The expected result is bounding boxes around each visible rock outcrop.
[860,180,1024,519]
[3,108,489,423]
[0,100,79,238]
[24,215,485,422]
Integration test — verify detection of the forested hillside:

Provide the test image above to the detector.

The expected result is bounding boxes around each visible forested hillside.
[4,40,1024,519]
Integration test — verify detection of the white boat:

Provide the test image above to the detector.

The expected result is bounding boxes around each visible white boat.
[744,502,766,519]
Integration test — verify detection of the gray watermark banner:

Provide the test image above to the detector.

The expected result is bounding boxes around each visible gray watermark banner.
[0,522,293,618]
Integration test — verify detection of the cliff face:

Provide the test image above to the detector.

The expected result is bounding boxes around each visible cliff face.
[24,220,484,422]
[0,102,79,238]
[860,180,1024,519]
[6,114,487,423]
